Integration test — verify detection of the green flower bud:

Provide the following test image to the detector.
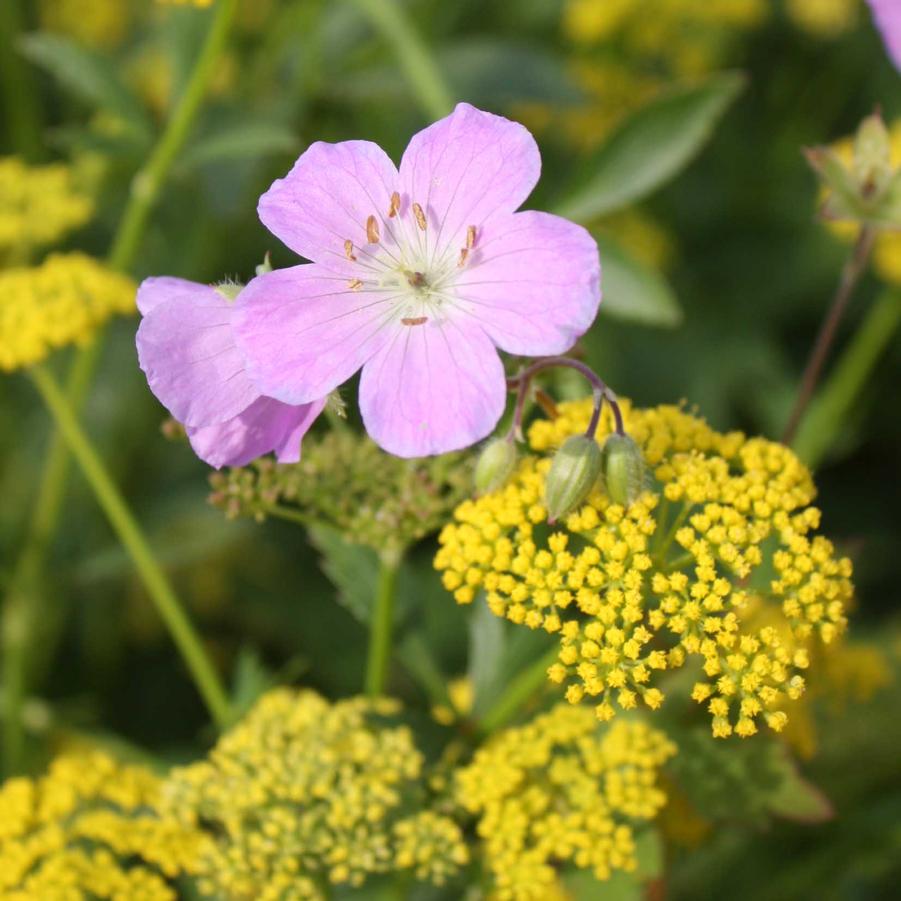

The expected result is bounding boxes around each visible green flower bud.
[854,113,892,197]
[601,433,646,507]
[474,438,517,494]
[544,435,603,522]
[214,280,243,302]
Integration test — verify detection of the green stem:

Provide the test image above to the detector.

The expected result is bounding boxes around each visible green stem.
[107,0,239,270]
[349,0,454,120]
[1,0,240,772]
[365,552,401,696]
[794,290,901,469]
[0,0,42,158]
[28,364,232,729]
[477,645,559,736]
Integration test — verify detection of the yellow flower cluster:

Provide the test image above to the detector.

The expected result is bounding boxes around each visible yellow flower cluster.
[38,0,129,48]
[455,704,675,900]
[0,253,136,372]
[156,0,215,7]
[549,0,766,152]
[829,119,901,285]
[786,0,859,38]
[0,158,92,261]
[0,751,205,900]
[163,689,468,900]
[435,400,853,738]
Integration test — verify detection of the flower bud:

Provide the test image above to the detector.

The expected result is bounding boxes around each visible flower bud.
[600,433,646,507]
[854,113,892,197]
[474,438,517,494]
[544,435,602,522]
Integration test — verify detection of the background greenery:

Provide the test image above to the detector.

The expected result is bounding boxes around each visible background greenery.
[1,1,899,898]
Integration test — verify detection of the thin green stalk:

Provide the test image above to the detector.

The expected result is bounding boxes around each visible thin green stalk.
[108,0,239,270]
[28,364,232,729]
[477,645,559,736]
[349,0,454,120]
[794,290,901,469]
[365,552,401,696]
[0,0,42,158]
[2,0,240,772]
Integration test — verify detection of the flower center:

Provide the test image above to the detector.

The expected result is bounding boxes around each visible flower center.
[342,192,478,327]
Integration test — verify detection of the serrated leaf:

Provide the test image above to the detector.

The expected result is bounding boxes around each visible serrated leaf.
[556,72,745,222]
[19,33,150,136]
[594,234,683,327]
[180,119,299,170]
[308,524,380,623]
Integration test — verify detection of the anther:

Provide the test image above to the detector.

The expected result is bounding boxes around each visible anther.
[402,316,428,326]
[406,271,427,288]
[344,239,356,261]
[348,278,363,291]
[366,215,380,244]
[412,202,427,231]
[466,225,477,249]
[388,192,400,218]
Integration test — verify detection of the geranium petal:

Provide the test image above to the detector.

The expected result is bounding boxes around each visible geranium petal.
[398,102,540,256]
[452,210,601,356]
[186,396,325,469]
[136,276,207,316]
[136,282,259,428]
[233,264,398,405]
[359,317,506,457]
[258,140,399,273]
[868,0,901,70]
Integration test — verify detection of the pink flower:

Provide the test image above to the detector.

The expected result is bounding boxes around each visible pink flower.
[234,103,601,458]
[868,0,901,70]
[136,277,324,468]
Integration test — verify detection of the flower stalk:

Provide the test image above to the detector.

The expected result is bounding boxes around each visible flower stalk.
[365,550,402,697]
[27,363,232,729]
[783,225,876,445]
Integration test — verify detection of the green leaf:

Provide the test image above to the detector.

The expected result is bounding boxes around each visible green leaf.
[594,235,683,327]
[556,72,745,222]
[468,597,507,716]
[308,524,380,623]
[19,33,150,135]
[180,119,299,170]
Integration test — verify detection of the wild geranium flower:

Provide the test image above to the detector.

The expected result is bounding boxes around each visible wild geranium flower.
[136,277,324,468]
[234,102,601,457]
[868,0,901,70]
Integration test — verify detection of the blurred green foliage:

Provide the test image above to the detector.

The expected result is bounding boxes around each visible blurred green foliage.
[1,1,900,898]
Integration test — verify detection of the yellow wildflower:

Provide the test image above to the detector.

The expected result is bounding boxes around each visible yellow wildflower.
[157,0,215,8]
[432,676,475,725]
[786,0,859,38]
[828,119,901,285]
[163,689,468,899]
[0,158,93,260]
[435,399,853,739]
[0,253,136,373]
[0,751,205,900]
[455,704,675,899]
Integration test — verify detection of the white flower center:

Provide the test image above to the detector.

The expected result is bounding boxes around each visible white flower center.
[342,192,477,328]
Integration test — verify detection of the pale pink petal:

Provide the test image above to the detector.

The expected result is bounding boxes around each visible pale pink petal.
[136,283,260,428]
[398,102,540,256]
[452,210,601,356]
[258,140,399,273]
[359,317,506,457]
[233,264,397,406]
[186,396,325,469]
[868,0,901,70]
[136,276,207,316]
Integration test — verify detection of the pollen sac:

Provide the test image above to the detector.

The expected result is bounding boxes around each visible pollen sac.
[544,434,603,522]
[474,438,518,494]
[600,433,646,508]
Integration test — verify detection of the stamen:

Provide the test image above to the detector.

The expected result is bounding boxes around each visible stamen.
[402,316,428,326]
[412,202,427,231]
[366,215,380,244]
[348,278,363,291]
[466,225,477,249]
[406,271,427,288]
[344,239,357,262]
[388,191,400,218]
[458,248,469,267]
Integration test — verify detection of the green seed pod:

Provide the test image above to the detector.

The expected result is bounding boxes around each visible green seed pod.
[474,438,517,494]
[601,433,646,507]
[544,434,603,522]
